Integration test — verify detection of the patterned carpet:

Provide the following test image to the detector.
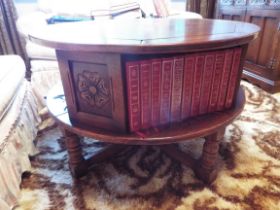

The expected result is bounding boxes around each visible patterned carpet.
[15,81,280,210]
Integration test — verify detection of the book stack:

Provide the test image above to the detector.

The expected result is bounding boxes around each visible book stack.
[90,1,140,19]
[126,47,242,132]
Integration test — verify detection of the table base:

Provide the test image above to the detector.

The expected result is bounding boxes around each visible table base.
[63,127,225,184]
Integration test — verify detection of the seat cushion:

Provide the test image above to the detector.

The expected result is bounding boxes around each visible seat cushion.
[0,56,25,121]
[0,80,40,210]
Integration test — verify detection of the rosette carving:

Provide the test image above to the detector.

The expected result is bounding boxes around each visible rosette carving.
[77,71,110,108]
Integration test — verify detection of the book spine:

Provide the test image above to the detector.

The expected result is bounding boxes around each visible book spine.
[217,49,234,111]
[190,54,205,117]
[199,53,215,115]
[126,61,141,132]
[151,59,162,127]
[181,55,195,119]
[170,56,184,122]
[225,47,242,109]
[208,51,225,112]
[160,58,173,125]
[140,61,151,130]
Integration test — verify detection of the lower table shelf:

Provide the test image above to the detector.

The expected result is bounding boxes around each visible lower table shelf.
[47,85,245,184]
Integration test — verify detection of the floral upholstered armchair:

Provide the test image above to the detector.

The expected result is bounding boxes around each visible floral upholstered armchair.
[0,55,40,210]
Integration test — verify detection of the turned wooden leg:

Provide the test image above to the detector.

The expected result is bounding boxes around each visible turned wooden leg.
[194,128,225,184]
[63,129,87,178]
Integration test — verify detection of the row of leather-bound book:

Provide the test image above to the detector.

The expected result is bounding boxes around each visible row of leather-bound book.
[126,47,242,132]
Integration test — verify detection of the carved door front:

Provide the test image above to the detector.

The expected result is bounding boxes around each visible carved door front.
[216,7,246,21]
[245,9,280,74]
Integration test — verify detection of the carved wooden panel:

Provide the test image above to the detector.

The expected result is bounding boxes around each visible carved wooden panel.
[235,0,247,5]
[245,10,280,68]
[269,0,280,5]
[218,0,280,6]
[216,0,280,92]
[71,62,112,118]
[220,0,234,5]
[56,50,127,132]
[217,8,246,21]
[248,0,266,5]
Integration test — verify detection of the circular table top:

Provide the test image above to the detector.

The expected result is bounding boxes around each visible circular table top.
[47,84,246,145]
[29,18,260,54]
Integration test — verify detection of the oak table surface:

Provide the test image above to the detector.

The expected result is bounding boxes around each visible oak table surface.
[35,18,259,183]
[29,18,259,53]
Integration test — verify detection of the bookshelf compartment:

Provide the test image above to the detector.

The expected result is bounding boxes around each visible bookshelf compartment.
[125,47,243,132]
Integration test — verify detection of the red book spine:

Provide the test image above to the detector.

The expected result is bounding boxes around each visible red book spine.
[225,47,242,108]
[199,53,215,115]
[126,61,141,132]
[160,58,173,125]
[208,51,225,112]
[170,56,184,122]
[140,61,151,130]
[217,49,234,111]
[190,54,205,117]
[151,59,162,127]
[181,55,195,119]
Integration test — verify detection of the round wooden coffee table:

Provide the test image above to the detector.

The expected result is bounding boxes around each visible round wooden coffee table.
[47,84,245,183]
[32,18,259,184]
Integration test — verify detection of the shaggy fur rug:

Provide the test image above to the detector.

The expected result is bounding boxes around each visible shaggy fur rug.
[15,81,280,210]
